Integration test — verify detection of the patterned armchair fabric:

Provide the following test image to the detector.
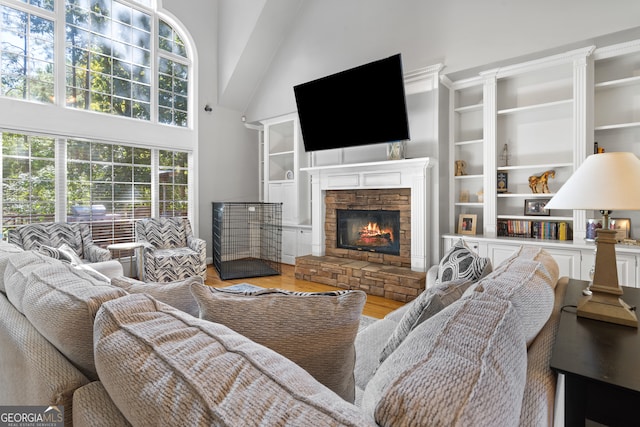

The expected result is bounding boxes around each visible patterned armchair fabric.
[135,218,207,282]
[7,222,112,263]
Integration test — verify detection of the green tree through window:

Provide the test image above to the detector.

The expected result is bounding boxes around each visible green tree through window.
[2,133,56,227]
[0,5,55,102]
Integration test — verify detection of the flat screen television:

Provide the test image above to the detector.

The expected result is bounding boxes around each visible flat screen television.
[293,54,410,152]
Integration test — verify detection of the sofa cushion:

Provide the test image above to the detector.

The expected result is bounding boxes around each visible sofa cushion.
[519,277,569,427]
[378,277,473,363]
[94,294,373,426]
[73,382,131,427]
[4,251,61,313]
[111,275,201,317]
[362,291,528,427]
[21,263,127,380]
[0,293,89,424]
[436,239,491,285]
[190,285,366,403]
[465,246,559,345]
[0,241,24,294]
[354,318,398,394]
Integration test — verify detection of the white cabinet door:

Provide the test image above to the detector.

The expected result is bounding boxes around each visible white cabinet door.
[615,253,637,288]
[486,243,519,268]
[297,228,312,257]
[543,248,581,280]
[486,243,580,279]
[269,182,296,224]
[281,227,297,265]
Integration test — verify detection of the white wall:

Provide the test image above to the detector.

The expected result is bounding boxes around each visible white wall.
[162,0,259,257]
[244,0,640,122]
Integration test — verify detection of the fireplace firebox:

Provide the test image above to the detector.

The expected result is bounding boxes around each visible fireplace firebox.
[336,209,400,255]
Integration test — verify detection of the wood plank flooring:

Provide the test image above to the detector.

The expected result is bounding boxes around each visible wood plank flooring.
[205,263,404,319]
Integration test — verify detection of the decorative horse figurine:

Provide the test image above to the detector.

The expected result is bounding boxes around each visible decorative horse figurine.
[528,170,555,193]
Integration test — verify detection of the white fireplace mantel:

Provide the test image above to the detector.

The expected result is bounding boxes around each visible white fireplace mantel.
[300,157,433,272]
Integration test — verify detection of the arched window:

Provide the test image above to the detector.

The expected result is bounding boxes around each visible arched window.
[1,0,191,127]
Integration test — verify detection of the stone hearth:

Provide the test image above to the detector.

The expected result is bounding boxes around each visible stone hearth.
[295,255,425,302]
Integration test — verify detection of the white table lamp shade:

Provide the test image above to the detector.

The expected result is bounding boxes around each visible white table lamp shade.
[545,152,640,211]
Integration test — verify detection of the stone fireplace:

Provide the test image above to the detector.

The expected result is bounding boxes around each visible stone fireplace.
[326,188,411,267]
[295,158,433,302]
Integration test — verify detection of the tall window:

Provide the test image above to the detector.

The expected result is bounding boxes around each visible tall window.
[66,139,152,245]
[0,4,55,102]
[2,132,56,226]
[159,149,187,217]
[1,130,190,245]
[157,19,187,127]
[0,0,195,242]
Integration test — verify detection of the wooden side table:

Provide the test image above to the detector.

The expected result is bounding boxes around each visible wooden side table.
[107,242,145,280]
[550,279,640,426]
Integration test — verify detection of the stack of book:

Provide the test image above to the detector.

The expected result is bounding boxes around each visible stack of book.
[497,220,570,241]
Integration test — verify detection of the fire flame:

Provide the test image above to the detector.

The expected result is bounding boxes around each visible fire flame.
[359,222,394,242]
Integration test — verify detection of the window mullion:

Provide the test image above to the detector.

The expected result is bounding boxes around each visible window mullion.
[151,148,159,218]
[55,137,66,222]
[55,0,66,107]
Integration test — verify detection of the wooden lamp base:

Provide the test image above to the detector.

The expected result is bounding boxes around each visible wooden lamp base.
[579,228,638,328]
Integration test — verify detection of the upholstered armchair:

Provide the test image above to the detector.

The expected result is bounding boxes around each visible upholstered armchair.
[135,217,207,282]
[7,222,123,278]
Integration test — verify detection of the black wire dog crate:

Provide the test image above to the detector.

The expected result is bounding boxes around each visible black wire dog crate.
[212,202,282,280]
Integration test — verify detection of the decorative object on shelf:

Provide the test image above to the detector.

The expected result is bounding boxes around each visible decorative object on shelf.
[585,218,602,241]
[610,218,631,242]
[524,199,551,216]
[285,170,294,180]
[545,152,640,328]
[497,172,508,193]
[386,141,405,160]
[459,190,470,203]
[594,141,598,155]
[477,190,484,203]
[454,160,466,176]
[621,238,640,246]
[458,214,477,235]
[528,170,555,194]
[499,143,511,167]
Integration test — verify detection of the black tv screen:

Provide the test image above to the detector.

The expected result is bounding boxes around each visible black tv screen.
[293,54,410,152]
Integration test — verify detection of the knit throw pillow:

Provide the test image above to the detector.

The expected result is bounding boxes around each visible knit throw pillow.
[190,285,366,403]
[379,278,473,363]
[436,239,491,285]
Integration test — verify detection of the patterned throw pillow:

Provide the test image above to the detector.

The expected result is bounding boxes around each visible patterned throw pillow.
[436,239,491,285]
[190,285,366,403]
[38,244,74,264]
[379,278,473,363]
[58,243,84,265]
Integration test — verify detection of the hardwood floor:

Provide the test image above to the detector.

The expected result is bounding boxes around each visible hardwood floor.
[205,263,404,319]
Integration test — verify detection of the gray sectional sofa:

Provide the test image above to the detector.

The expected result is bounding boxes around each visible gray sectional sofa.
[0,240,565,426]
